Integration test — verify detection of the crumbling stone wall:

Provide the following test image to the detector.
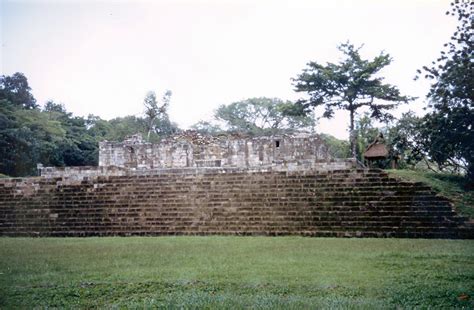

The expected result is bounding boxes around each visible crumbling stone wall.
[98,132,332,169]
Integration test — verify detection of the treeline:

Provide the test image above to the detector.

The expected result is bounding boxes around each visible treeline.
[1,1,471,182]
[0,74,322,177]
[0,68,470,180]
[0,73,181,177]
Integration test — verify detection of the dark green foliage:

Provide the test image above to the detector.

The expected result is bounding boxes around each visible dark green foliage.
[0,72,37,109]
[0,98,101,176]
[292,42,413,158]
[350,113,433,169]
[417,1,474,181]
[215,97,315,135]
[100,115,179,144]
[420,108,473,176]
[354,113,379,158]
[354,112,458,171]
[102,116,147,142]
[319,133,351,158]
[0,73,182,176]
[43,102,98,167]
[385,112,426,169]
[0,100,65,176]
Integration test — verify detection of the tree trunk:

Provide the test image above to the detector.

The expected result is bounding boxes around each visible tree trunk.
[147,119,153,141]
[349,107,356,159]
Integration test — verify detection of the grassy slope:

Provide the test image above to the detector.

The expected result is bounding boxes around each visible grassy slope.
[387,169,474,219]
[0,237,473,308]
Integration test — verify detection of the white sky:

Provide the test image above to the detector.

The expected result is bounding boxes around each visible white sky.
[1,0,456,139]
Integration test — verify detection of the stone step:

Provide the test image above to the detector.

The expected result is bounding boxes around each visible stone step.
[0,228,466,239]
[0,168,471,238]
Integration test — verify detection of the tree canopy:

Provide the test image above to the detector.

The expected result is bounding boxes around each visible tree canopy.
[292,42,413,158]
[143,90,177,141]
[215,97,315,135]
[0,73,181,177]
[0,72,37,109]
[416,0,473,181]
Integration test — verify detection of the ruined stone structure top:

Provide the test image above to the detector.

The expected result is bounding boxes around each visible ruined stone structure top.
[99,131,334,170]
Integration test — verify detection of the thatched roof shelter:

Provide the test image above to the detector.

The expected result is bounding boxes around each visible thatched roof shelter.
[364,133,389,160]
[364,143,389,159]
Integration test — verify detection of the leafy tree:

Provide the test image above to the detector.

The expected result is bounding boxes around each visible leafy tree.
[292,42,413,159]
[354,113,379,159]
[190,121,223,135]
[416,0,473,181]
[385,112,426,169]
[44,101,68,114]
[0,72,37,109]
[143,90,177,140]
[104,116,147,142]
[319,133,351,159]
[85,115,112,140]
[352,112,433,170]
[0,100,65,175]
[0,72,184,176]
[215,97,315,135]
[41,100,98,167]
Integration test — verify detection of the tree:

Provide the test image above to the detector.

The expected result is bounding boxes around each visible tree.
[319,133,351,159]
[215,97,315,135]
[292,42,413,159]
[354,113,379,159]
[385,112,426,169]
[0,72,38,109]
[190,121,223,135]
[41,100,99,167]
[104,116,147,141]
[416,0,473,181]
[0,99,65,176]
[143,90,174,140]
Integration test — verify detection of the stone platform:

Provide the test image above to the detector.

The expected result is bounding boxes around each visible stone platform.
[0,168,472,238]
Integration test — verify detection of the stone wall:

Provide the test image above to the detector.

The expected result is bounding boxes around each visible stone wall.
[40,159,356,179]
[39,166,128,180]
[1,168,472,238]
[5,132,472,239]
[98,133,332,169]
[40,132,355,179]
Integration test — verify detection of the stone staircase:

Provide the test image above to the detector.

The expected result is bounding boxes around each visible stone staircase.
[0,169,472,238]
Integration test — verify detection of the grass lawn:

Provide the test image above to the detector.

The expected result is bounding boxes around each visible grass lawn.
[388,169,474,219]
[0,237,473,308]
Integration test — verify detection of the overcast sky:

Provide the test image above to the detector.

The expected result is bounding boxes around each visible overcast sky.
[1,0,456,139]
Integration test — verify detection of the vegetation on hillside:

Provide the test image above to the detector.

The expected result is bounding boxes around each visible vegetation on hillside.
[415,0,473,180]
[388,169,474,219]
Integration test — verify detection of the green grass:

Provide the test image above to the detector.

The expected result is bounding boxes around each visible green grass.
[388,169,474,219]
[1,237,473,308]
